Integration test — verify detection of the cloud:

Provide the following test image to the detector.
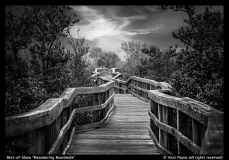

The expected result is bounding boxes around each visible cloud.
[68,6,177,61]
[70,6,151,39]
[67,5,223,62]
[145,5,160,12]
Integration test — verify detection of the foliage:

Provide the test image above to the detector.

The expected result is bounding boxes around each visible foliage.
[88,47,103,66]
[140,45,178,82]
[67,35,92,87]
[5,5,96,155]
[97,51,121,68]
[73,94,94,126]
[115,61,127,70]
[89,47,121,69]
[161,5,224,111]
[120,40,149,80]
[120,6,223,111]
[5,5,79,116]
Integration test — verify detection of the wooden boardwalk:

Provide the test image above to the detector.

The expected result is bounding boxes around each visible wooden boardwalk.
[66,94,159,155]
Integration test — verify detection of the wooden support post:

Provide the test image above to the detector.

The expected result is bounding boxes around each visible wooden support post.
[192,118,207,148]
[104,90,109,118]
[151,100,159,141]
[62,108,68,152]
[93,93,100,122]
[28,126,47,154]
[158,104,175,153]
[177,111,192,155]
[98,92,105,121]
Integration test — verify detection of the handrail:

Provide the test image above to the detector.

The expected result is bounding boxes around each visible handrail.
[111,72,171,95]
[5,74,115,155]
[112,72,224,155]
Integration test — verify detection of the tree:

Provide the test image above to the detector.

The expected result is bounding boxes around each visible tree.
[97,51,121,68]
[120,40,149,80]
[5,5,96,155]
[67,35,92,87]
[161,5,224,111]
[141,45,178,82]
[5,5,79,116]
[89,47,103,66]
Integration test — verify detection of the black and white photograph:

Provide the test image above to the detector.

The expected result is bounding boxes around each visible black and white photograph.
[5,5,224,157]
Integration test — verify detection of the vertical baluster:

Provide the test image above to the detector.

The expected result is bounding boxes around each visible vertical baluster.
[151,100,159,141]
[192,118,207,150]
[93,93,100,122]
[145,83,147,99]
[62,108,68,152]
[104,89,109,117]
[28,126,46,154]
[99,92,105,121]
[158,104,175,153]
[177,111,192,154]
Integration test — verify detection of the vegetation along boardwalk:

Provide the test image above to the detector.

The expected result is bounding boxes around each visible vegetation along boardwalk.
[66,94,160,155]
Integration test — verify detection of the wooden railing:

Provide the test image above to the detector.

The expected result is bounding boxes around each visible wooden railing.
[112,72,224,155]
[5,76,115,155]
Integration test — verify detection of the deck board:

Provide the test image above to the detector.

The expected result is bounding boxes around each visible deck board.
[66,94,159,155]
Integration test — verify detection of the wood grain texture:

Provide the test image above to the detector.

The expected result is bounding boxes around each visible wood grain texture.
[74,93,115,113]
[148,90,223,126]
[6,98,63,138]
[75,103,115,132]
[62,127,76,155]
[148,111,200,154]
[148,127,172,155]
[6,79,114,137]
[200,116,224,155]
[48,109,76,155]
[111,73,171,91]
[66,94,160,155]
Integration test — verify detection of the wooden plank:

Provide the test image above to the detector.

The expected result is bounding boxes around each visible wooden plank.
[68,145,158,152]
[70,139,154,145]
[66,94,159,155]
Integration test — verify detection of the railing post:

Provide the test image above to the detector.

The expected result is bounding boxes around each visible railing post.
[192,118,207,149]
[177,111,192,154]
[28,126,47,154]
[93,93,100,122]
[99,92,105,121]
[158,104,175,153]
[150,100,159,141]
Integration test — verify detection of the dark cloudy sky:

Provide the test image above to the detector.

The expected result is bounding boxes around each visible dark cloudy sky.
[8,5,223,61]
[68,5,223,60]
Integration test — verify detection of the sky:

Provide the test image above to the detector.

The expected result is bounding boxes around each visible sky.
[7,5,223,61]
[68,5,223,61]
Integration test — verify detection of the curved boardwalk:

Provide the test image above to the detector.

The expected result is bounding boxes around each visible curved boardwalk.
[66,94,159,155]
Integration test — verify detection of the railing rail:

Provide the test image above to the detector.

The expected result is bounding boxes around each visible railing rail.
[112,72,224,155]
[6,75,115,155]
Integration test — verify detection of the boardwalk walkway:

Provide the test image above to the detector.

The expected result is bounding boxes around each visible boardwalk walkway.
[66,94,159,155]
